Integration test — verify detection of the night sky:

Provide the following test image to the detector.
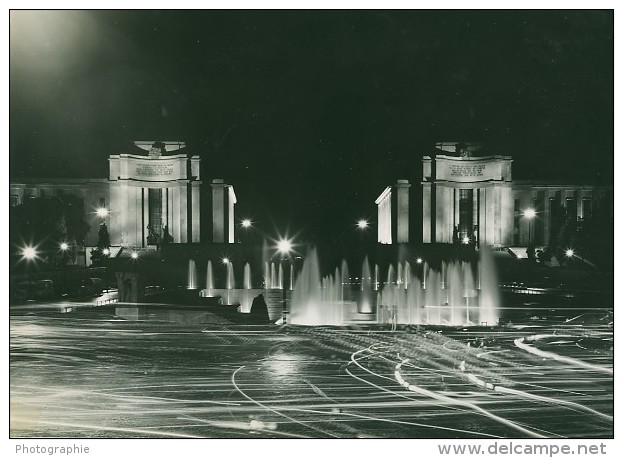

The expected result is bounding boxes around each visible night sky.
[9,10,614,243]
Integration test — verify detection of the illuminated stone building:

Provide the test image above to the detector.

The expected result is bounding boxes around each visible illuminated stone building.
[376,142,612,247]
[10,141,237,247]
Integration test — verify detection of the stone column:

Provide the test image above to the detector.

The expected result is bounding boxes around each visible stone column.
[171,186,180,243]
[179,183,188,243]
[422,184,431,243]
[227,185,237,244]
[167,187,174,240]
[162,187,168,234]
[212,179,226,243]
[191,182,201,243]
[494,186,501,245]
[142,188,149,247]
[395,180,410,243]
[454,188,460,233]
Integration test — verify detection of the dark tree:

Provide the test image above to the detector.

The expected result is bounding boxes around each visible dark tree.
[97,223,111,249]
[10,196,89,263]
[90,223,111,265]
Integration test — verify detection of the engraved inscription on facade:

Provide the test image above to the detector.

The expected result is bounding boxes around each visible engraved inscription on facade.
[448,163,486,178]
[135,163,175,179]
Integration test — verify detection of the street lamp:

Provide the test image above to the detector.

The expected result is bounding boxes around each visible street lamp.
[277,239,292,255]
[130,251,139,260]
[96,207,109,219]
[239,219,253,243]
[21,245,37,261]
[356,219,369,245]
[565,249,574,258]
[416,257,423,264]
[523,208,536,245]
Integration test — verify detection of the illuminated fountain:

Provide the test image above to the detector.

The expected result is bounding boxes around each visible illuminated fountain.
[360,256,374,313]
[195,245,500,327]
[200,259,281,317]
[187,259,197,289]
[205,261,214,296]
[226,262,235,290]
[288,246,499,327]
[244,263,252,290]
[271,263,278,289]
[289,249,346,326]
[376,245,499,326]
[478,245,501,326]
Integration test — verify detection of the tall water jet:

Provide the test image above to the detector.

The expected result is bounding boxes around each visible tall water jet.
[187,259,197,289]
[478,245,500,326]
[335,267,344,303]
[244,263,252,289]
[463,261,477,324]
[264,262,270,289]
[386,264,395,286]
[446,261,462,325]
[278,263,284,290]
[396,262,403,286]
[374,264,379,291]
[360,256,374,313]
[226,262,235,290]
[341,260,351,302]
[406,280,422,325]
[205,261,214,295]
[404,261,411,290]
[270,263,278,289]
[289,264,295,290]
[424,270,440,324]
[290,249,343,326]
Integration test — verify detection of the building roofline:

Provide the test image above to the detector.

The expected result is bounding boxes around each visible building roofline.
[375,186,392,204]
[10,178,109,185]
[512,180,612,189]
[424,154,513,161]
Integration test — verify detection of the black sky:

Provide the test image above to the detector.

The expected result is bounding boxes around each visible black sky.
[9,10,614,243]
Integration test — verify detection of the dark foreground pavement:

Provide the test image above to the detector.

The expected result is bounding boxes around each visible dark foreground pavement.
[10,303,613,438]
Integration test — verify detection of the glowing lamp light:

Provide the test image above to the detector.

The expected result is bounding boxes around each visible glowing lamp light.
[462,236,470,245]
[277,239,292,254]
[565,249,574,258]
[130,251,139,259]
[416,258,423,264]
[21,246,37,260]
[241,219,252,228]
[222,257,230,264]
[357,219,368,229]
[102,248,110,256]
[60,242,69,251]
[523,208,536,219]
[96,207,109,218]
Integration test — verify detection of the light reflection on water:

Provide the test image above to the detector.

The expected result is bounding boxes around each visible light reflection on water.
[263,353,304,379]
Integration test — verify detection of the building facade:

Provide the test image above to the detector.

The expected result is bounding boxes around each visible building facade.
[10,141,236,248]
[376,142,612,247]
